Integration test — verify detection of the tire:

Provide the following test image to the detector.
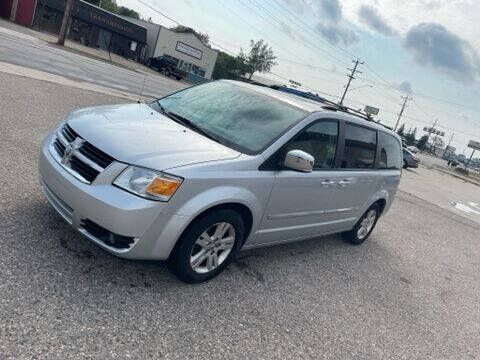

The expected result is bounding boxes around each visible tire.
[169,209,244,283]
[175,76,182,81]
[342,203,381,245]
[164,69,171,77]
[403,160,408,169]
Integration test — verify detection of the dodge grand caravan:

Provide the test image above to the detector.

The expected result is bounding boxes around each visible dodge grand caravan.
[39,80,402,283]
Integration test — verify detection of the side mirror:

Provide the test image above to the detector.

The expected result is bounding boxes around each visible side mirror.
[284,150,314,172]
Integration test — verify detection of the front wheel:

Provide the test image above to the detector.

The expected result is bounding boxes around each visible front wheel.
[170,209,244,283]
[403,160,408,169]
[342,203,380,245]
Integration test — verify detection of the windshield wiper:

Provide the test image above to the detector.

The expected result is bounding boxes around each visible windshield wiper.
[166,111,224,145]
[155,100,168,115]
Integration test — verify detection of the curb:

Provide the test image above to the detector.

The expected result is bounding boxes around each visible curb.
[433,167,480,187]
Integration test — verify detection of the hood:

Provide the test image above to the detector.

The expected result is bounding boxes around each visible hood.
[66,103,240,170]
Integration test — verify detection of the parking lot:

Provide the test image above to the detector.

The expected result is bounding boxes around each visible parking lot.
[1,71,480,359]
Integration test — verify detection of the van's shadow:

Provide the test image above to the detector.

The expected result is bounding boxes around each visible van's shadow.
[14,198,410,301]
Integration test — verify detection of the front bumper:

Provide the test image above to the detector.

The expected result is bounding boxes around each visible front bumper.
[38,133,188,260]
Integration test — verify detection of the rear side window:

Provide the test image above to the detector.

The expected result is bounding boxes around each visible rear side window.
[341,124,376,169]
[378,132,402,169]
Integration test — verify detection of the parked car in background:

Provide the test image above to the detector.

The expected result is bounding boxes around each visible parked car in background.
[39,80,402,283]
[403,147,419,168]
[147,55,187,80]
[407,145,418,154]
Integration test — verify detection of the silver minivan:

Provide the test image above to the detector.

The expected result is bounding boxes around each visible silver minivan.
[39,80,402,283]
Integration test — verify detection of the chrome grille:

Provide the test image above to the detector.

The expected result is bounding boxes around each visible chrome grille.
[50,123,115,183]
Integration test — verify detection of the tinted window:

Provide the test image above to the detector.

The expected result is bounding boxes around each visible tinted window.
[153,82,308,154]
[283,121,338,169]
[378,132,402,169]
[341,124,376,169]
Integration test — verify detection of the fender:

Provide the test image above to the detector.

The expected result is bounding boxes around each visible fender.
[151,186,266,259]
[358,188,390,218]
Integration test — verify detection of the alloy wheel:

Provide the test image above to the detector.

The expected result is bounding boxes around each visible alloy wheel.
[357,209,377,240]
[190,222,236,274]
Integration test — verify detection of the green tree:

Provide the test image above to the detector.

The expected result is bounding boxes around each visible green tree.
[170,25,209,45]
[83,0,140,19]
[117,6,140,19]
[396,123,406,137]
[417,134,429,150]
[98,0,118,13]
[212,51,248,80]
[404,127,417,146]
[244,39,277,79]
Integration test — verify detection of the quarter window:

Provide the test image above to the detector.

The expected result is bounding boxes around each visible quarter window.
[341,124,376,169]
[283,121,338,169]
[378,132,402,169]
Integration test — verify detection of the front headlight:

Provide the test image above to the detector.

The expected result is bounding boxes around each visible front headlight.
[113,166,183,201]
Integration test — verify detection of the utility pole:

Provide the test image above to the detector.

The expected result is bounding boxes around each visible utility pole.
[394,96,411,131]
[442,133,454,158]
[57,0,74,46]
[339,59,363,105]
[465,149,476,170]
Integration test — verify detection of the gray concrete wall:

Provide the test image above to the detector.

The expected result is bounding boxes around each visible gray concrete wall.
[154,27,217,79]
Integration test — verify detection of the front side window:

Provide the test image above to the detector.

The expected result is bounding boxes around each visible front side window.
[341,124,377,169]
[282,121,338,169]
[152,81,308,154]
[378,132,402,169]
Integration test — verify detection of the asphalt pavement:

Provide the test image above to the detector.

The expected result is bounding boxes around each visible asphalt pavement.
[1,70,480,359]
[0,22,188,99]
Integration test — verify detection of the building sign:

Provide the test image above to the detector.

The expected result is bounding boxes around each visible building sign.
[175,41,203,60]
[89,12,134,34]
[468,140,480,151]
[423,127,445,137]
[364,105,379,116]
[289,80,301,88]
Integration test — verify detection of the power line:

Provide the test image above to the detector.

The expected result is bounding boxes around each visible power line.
[135,0,479,142]
[270,0,357,61]
[248,0,350,67]
[233,0,347,85]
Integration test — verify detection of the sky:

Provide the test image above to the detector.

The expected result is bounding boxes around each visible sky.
[117,0,480,153]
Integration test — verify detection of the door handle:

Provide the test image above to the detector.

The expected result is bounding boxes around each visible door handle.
[338,178,353,187]
[321,179,335,186]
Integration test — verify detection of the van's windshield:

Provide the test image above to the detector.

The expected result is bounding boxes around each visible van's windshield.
[151,81,308,154]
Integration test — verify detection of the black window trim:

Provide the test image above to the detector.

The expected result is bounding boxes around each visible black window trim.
[376,129,403,170]
[259,118,341,171]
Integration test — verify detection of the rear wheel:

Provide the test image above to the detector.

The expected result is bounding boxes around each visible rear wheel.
[170,209,244,283]
[164,69,171,77]
[403,160,408,169]
[342,203,380,245]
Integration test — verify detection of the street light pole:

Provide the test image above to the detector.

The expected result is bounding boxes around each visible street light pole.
[442,133,454,158]
[424,119,437,153]
[57,0,74,46]
[465,149,476,171]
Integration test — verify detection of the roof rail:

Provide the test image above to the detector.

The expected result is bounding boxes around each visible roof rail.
[270,85,393,131]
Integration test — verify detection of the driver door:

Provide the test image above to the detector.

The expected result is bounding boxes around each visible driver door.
[255,120,348,245]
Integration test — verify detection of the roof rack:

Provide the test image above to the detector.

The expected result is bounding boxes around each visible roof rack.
[270,85,393,131]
